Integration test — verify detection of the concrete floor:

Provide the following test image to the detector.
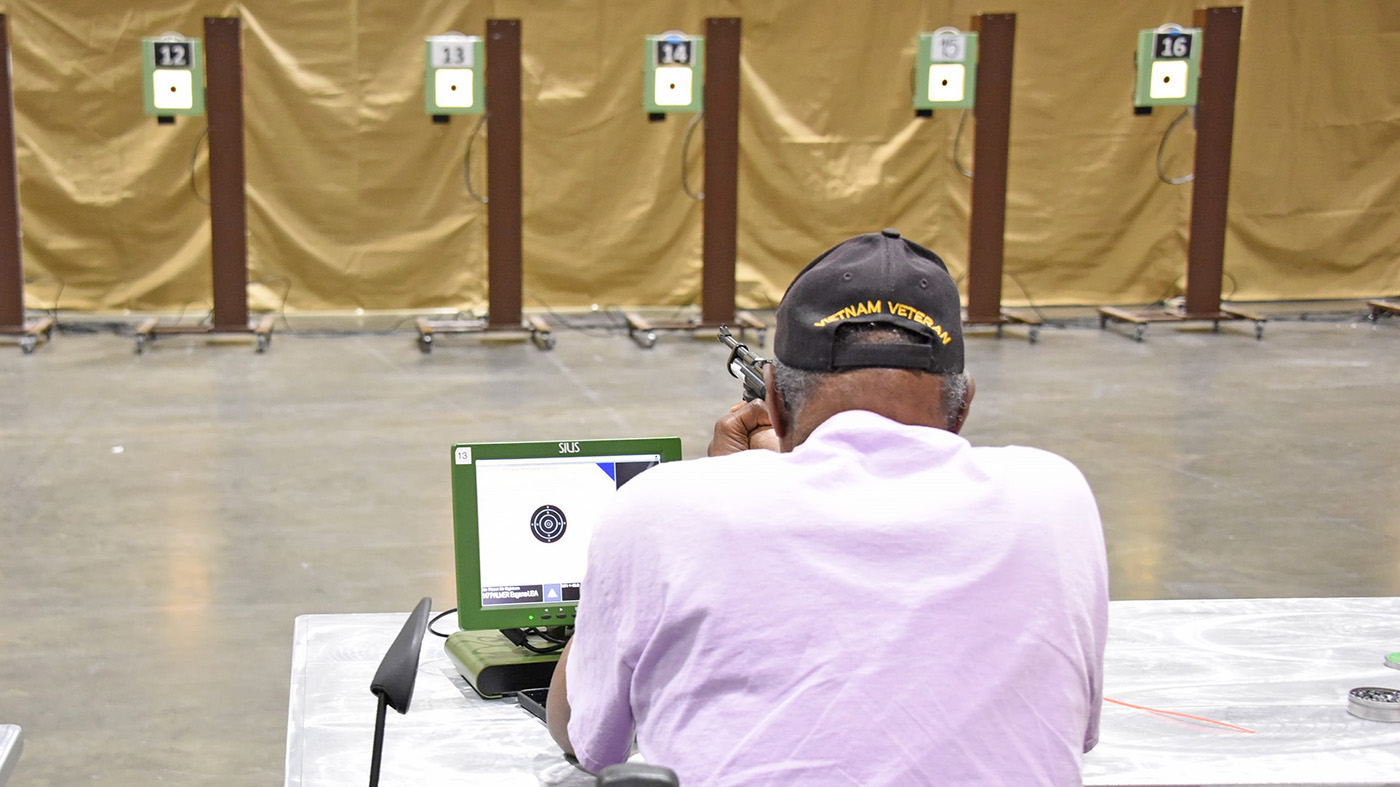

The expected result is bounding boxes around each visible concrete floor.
[1,308,1398,786]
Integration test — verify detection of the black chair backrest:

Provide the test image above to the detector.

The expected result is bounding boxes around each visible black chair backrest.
[370,597,432,714]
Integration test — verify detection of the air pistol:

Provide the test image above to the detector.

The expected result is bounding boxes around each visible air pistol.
[718,326,767,402]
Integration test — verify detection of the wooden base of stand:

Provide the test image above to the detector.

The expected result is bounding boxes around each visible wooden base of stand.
[414,314,554,353]
[621,310,765,349]
[1367,300,1399,322]
[1097,305,1266,342]
[1,316,55,354]
[963,308,1043,344]
[134,315,275,354]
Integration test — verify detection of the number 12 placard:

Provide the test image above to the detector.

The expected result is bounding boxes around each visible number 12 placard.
[152,41,192,69]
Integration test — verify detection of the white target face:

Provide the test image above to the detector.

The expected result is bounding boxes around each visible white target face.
[434,68,475,108]
[152,70,194,110]
[530,505,568,543]
[1149,60,1189,99]
[654,66,693,107]
[926,64,966,103]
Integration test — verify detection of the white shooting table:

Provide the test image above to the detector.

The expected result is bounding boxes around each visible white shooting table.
[0,725,21,786]
[285,598,1400,786]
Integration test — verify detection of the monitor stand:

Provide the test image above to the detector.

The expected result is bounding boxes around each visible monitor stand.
[445,630,560,699]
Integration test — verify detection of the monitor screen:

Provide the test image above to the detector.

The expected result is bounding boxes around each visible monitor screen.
[451,437,682,631]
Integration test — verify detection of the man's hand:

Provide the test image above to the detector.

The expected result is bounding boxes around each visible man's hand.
[708,400,779,456]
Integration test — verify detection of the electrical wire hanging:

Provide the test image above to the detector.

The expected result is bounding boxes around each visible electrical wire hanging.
[189,126,210,205]
[952,109,974,179]
[464,113,489,204]
[1156,107,1195,185]
[681,110,705,200]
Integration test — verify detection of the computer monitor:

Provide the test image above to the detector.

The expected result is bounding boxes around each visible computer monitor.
[450,437,682,632]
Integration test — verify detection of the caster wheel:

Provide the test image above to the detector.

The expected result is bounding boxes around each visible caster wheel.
[757,329,768,346]
[1099,315,1109,329]
[44,325,55,340]
[539,335,557,350]
[1212,321,1220,333]
[1028,327,1040,345]
[1133,325,1146,343]
[419,334,433,354]
[643,331,657,349]
[1255,323,1265,340]
[256,334,270,353]
[135,335,146,355]
[20,336,36,354]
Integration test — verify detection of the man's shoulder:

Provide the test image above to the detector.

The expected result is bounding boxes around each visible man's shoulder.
[965,443,1096,500]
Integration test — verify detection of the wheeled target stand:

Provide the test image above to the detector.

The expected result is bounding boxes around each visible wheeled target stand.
[0,15,53,354]
[414,20,553,353]
[133,18,274,354]
[1098,7,1265,342]
[623,18,765,349]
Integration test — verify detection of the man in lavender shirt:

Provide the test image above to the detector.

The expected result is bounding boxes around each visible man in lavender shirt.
[548,230,1108,786]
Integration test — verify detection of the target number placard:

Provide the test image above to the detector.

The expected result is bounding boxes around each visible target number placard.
[1135,27,1201,108]
[142,35,205,117]
[644,33,704,114]
[914,30,978,111]
[425,34,485,115]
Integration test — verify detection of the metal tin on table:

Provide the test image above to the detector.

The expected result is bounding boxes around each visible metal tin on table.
[1348,687,1400,722]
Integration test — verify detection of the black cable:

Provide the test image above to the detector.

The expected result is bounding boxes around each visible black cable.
[428,607,457,638]
[275,315,420,336]
[499,628,566,655]
[189,126,210,205]
[49,279,63,322]
[1002,270,1055,326]
[525,291,630,337]
[464,113,488,204]
[525,626,573,645]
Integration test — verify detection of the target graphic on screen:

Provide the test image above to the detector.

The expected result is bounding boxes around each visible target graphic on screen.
[529,505,568,543]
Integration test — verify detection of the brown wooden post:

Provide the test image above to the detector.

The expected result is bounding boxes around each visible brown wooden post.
[204,18,249,331]
[1184,6,1242,318]
[701,17,740,327]
[0,14,24,331]
[485,19,523,329]
[965,13,1015,324]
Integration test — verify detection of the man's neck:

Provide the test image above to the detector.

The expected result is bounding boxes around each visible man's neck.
[784,369,949,450]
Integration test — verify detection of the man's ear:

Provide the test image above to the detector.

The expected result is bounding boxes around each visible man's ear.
[948,372,975,434]
[764,364,786,440]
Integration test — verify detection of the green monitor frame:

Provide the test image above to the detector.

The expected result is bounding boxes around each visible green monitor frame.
[451,436,682,632]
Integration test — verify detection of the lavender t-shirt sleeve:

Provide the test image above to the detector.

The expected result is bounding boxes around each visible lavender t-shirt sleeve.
[564,485,653,773]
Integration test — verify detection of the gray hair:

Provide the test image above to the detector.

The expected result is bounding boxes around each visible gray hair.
[771,361,969,432]
[772,322,968,430]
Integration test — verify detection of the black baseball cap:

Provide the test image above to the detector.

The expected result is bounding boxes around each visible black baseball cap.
[774,229,964,373]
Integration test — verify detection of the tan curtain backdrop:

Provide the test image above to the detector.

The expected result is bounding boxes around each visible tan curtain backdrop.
[7,0,1399,312]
